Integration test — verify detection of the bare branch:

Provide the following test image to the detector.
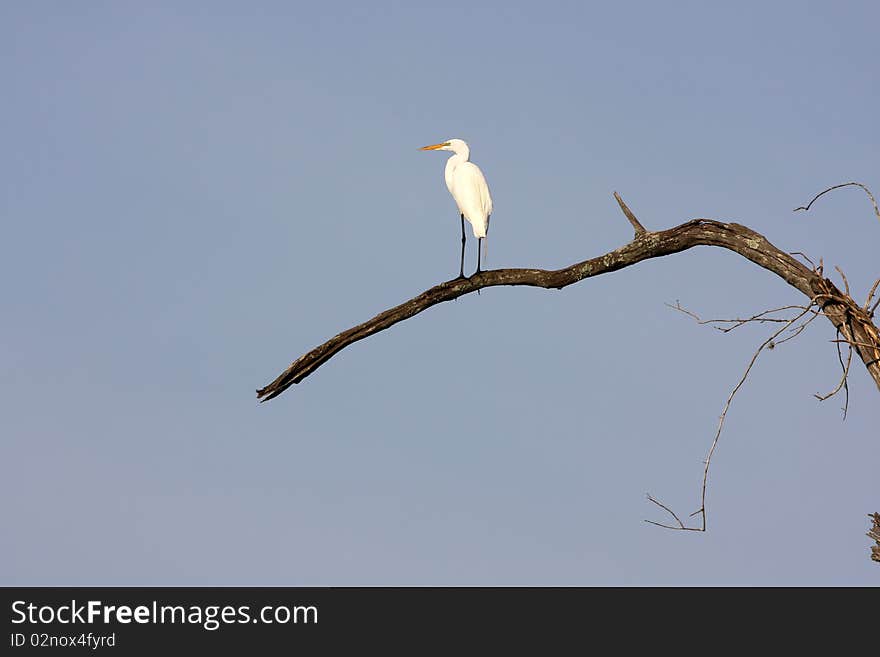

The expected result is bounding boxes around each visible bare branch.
[258,214,880,401]
[647,300,825,531]
[614,191,648,236]
[692,303,820,531]
[256,190,880,538]
[793,181,880,223]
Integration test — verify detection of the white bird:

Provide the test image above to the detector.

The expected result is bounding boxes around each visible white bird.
[420,138,493,278]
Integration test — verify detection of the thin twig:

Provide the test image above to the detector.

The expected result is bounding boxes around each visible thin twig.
[666,301,817,334]
[666,300,703,323]
[828,338,879,349]
[644,494,700,531]
[794,181,880,223]
[865,278,880,313]
[835,266,850,297]
[790,251,818,271]
[815,328,852,420]
[773,310,823,346]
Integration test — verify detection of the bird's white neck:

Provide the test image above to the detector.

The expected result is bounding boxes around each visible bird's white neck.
[445,150,468,171]
[443,154,464,193]
[444,146,468,184]
[449,142,470,161]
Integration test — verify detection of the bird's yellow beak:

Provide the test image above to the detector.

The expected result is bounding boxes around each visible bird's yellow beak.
[419,142,449,150]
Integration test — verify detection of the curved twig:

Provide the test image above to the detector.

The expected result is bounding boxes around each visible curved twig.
[793,181,880,223]
[815,327,853,419]
[650,301,824,531]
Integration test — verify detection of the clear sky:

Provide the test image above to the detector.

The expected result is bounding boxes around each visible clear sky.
[2,1,878,585]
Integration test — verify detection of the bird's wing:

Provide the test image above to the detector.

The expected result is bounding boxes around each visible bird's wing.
[452,162,493,231]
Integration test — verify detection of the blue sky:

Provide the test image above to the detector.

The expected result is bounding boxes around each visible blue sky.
[2,1,878,585]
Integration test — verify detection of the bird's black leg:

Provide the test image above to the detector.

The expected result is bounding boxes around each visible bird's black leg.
[474,237,483,295]
[458,214,466,279]
[475,237,482,274]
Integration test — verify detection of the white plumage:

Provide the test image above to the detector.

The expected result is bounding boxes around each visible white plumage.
[420,138,493,277]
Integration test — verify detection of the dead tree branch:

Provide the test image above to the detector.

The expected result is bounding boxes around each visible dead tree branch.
[647,301,825,531]
[258,197,880,401]
[258,185,879,544]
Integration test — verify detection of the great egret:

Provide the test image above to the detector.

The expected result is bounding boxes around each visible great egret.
[420,138,493,278]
